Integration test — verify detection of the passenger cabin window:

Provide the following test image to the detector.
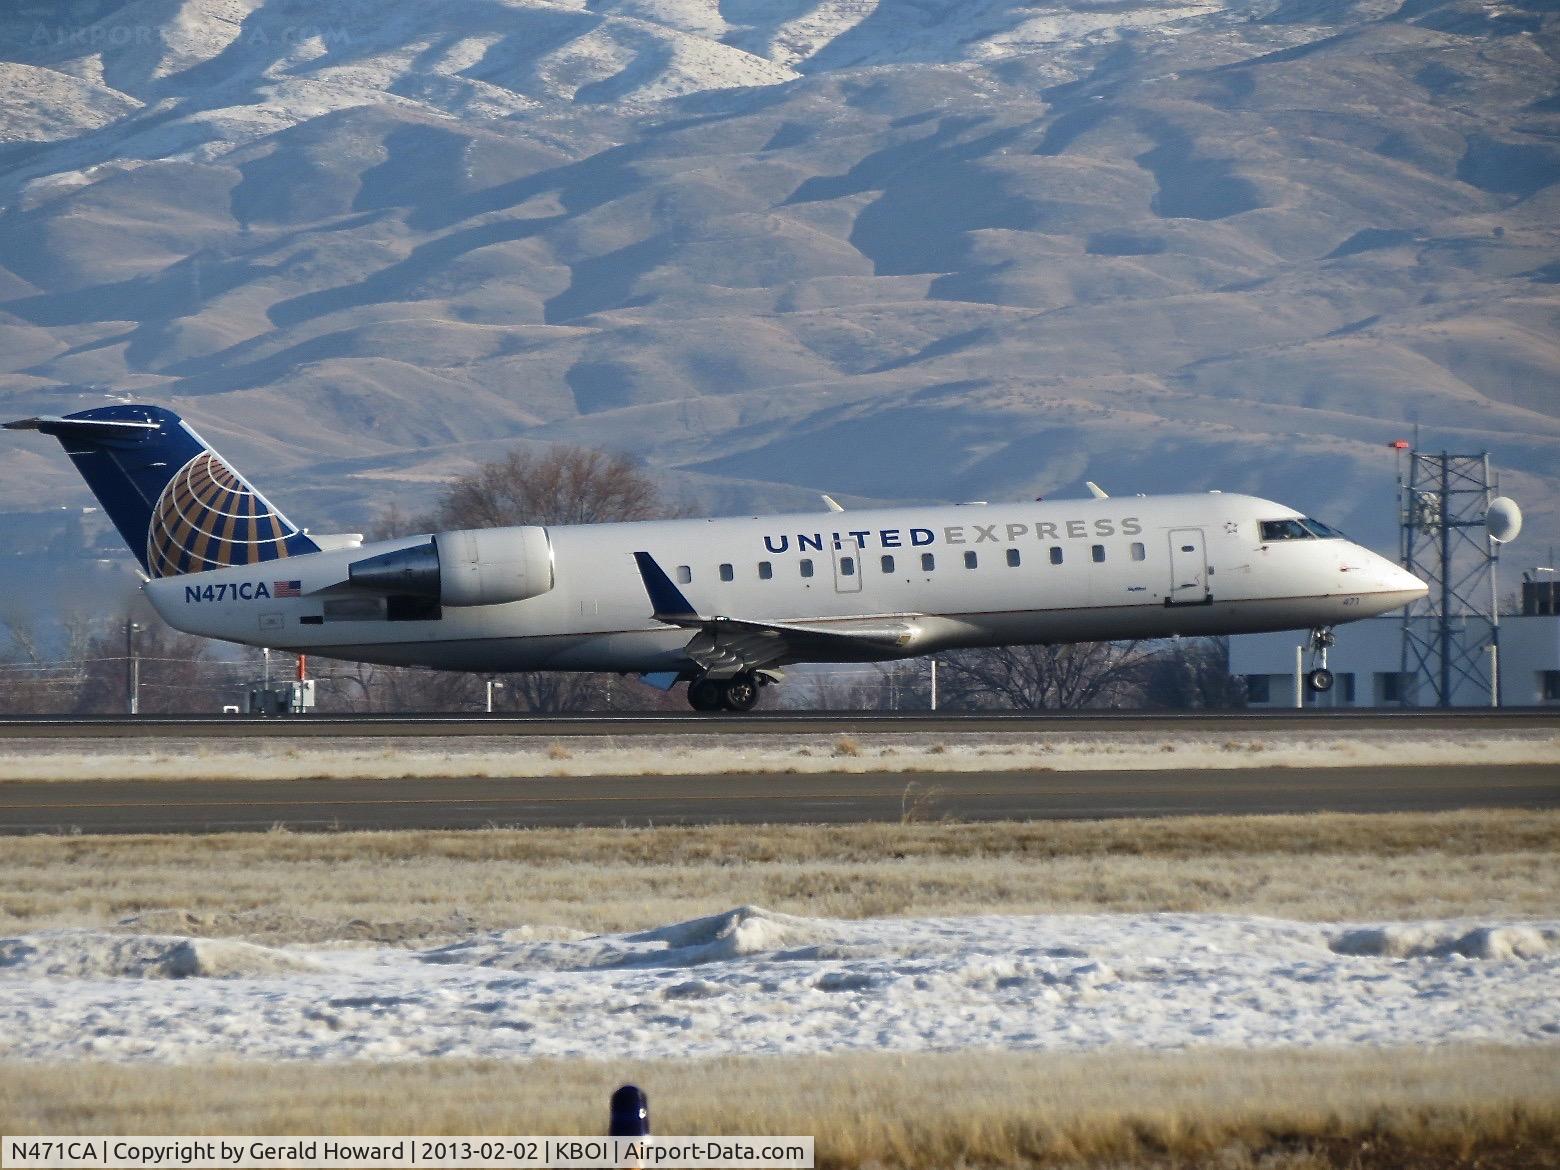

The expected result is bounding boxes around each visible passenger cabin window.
[1091,544,1105,563]
[758,561,773,580]
[719,563,734,582]
[1049,546,1063,565]
[921,553,936,572]
[676,565,693,584]
[964,551,978,569]
[1130,542,1146,562]
[1006,548,1020,568]
[1260,519,1312,542]
[799,559,814,578]
[881,554,896,574]
[840,556,856,576]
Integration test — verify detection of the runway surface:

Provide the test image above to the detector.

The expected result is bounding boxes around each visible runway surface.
[2,765,1555,834]
[1,709,1556,739]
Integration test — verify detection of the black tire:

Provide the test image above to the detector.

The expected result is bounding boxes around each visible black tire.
[720,674,761,712]
[688,678,723,712]
[1306,667,1335,693]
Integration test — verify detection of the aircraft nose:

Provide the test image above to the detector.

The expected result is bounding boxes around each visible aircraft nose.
[1372,552,1427,598]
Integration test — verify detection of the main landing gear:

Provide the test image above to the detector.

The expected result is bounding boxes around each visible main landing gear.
[687,672,763,713]
[1305,626,1336,694]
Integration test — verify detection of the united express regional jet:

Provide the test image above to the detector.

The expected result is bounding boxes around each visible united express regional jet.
[8,405,1427,712]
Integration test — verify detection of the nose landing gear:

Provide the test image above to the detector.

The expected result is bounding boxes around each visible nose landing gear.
[1305,627,1336,694]
[686,672,763,713]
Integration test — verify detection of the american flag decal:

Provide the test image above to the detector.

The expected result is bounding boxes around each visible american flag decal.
[274,580,302,598]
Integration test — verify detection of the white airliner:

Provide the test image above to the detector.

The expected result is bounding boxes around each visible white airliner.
[7,405,1427,711]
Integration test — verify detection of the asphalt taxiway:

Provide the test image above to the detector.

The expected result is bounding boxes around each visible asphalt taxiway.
[2,764,1554,834]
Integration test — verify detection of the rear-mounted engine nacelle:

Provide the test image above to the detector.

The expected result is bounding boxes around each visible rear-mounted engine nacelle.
[347,526,553,607]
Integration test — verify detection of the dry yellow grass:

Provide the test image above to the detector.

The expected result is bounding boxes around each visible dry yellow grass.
[2,1048,1557,1168]
[2,730,1556,782]
[1,811,1555,942]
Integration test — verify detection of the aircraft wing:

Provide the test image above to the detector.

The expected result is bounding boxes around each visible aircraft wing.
[633,551,918,676]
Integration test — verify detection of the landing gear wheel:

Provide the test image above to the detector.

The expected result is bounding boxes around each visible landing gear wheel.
[720,674,761,713]
[687,678,723,712]
[1304,626,1336,698]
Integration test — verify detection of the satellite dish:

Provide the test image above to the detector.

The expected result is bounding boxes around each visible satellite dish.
[1486,496,1522,544]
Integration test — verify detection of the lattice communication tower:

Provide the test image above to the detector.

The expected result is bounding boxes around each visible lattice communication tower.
[1398,448,1500,707]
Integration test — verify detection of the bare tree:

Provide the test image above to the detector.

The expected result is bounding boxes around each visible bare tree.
[499,670,602,714]
[365,500,421,541]
[784,660,933,710]
[1138,637,1247,709]
[1,608,254,715]
[73,615,242,715]
[307,659,481,713]
[935,641,1156,710]
[0,612,96,714]
[789,668,893,710]
[430,446,673,530]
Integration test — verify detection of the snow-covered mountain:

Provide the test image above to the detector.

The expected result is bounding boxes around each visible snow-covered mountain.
[0,0,1556,558]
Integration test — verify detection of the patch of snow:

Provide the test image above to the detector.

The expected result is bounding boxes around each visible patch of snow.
[0,0,1258,192]
[0,930,325,980]
[1331,924,1560,961]
[0,63,142,143]
[723,0,881,71]
[975,6,1215,59]
[0,909,1555,1062]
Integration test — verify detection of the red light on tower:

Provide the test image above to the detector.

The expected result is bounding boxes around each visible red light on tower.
[1390,440,1410,450]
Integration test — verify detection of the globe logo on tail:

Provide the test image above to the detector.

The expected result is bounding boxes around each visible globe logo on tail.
[147,451,304,578]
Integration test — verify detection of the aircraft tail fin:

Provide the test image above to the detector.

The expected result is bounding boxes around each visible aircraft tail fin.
[5,404,319,577]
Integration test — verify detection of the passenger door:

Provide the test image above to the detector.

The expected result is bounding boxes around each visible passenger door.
[832,542,863,594]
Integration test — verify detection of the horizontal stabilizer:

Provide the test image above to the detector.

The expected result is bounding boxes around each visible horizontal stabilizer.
[4,415,159,439]
[308,532,365,551]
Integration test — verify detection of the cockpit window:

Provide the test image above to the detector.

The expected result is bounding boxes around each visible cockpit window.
[1260,519,1313,542]
[1300,517,1345,539]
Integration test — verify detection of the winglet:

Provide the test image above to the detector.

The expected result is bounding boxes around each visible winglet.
[634,551,700,623]
[1086,481,1109,499]
[821,494,845,512]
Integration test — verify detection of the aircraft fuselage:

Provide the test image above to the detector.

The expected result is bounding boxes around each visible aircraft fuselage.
[144,492,1425,674]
